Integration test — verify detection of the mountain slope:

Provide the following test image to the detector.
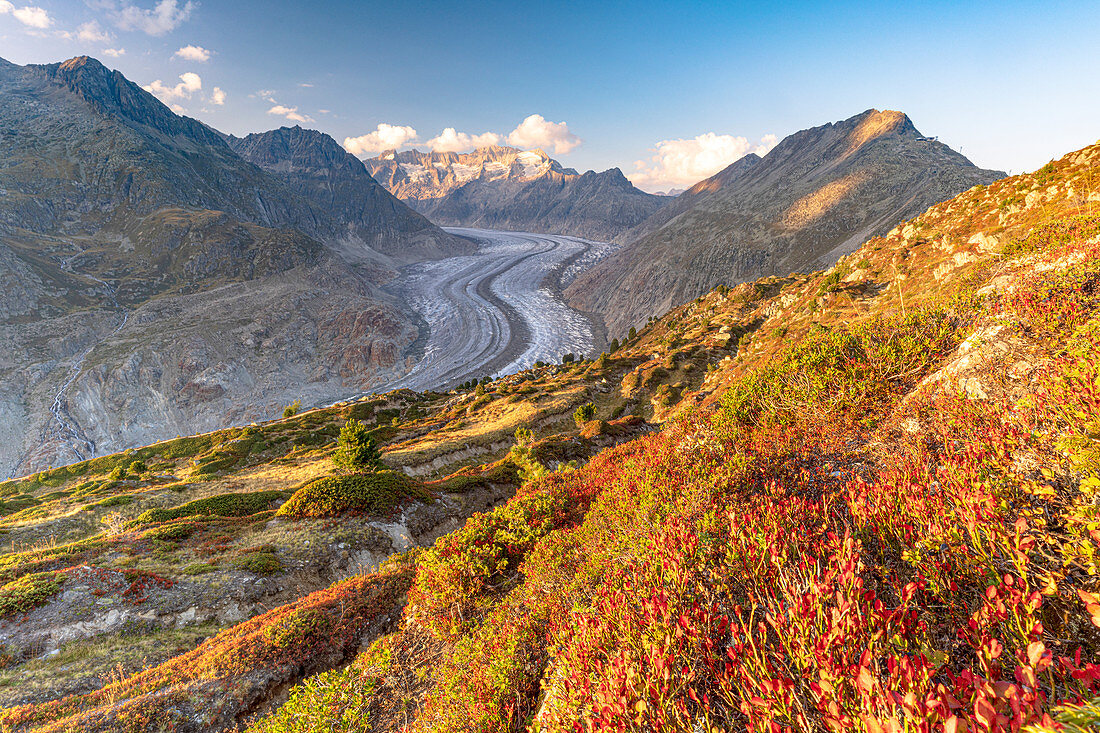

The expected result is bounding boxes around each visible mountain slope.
[421,166,665,241]
[365,146,666,241]
[567,109,1005,337]
[0,57,432,477]
[2,136,1099,733]
[610,152,762,245]
[226,126,470,262]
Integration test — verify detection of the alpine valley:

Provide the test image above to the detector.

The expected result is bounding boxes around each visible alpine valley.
[2,37,1100,733]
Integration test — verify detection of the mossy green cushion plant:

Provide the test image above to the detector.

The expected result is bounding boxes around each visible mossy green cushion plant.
[131,490,286,526]
[233,551,283,575]
[0,571,63,618]
[277,471,428,519]
[142,522,198,542]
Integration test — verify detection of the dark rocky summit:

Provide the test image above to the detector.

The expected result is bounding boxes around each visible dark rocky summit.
[227,126,469,261]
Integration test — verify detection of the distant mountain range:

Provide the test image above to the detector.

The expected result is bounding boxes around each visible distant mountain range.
[0,55,467,477]
[0,56,1010,478]
[365,146,666,241]
[566,109,1006,338]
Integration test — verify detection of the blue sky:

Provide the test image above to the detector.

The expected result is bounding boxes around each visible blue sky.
[2,0,1098,191]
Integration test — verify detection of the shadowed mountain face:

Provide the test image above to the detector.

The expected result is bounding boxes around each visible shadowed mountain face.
[0,56,460,477]
[566,109,1006,338]
[226,127,470,262]
[365,146,667,241]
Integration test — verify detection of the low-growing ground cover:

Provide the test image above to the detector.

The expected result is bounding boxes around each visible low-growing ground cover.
[6,141,1100,732]
[241,142,1100,733]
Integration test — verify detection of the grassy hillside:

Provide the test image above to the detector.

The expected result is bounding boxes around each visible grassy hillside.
[2,140,1100,731]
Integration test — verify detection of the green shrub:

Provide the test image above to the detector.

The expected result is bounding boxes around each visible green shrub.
[233,551,282,575]
[251,664,378,733]
[107,466,126,481]
[1027,698,1100,733]
[0,494,40,517]
[509,443,548,484]
[719,309,959,427]
[332,419,382,472]
[143,522,197,542]
[181,562,217,576]
[573,402,596,427]
[283,400,302,419]
[0,572,62,617]
[128,460,147,475]
[277,471,428,518]
[432,462,520,494]
[514,427,534,446]
[467,395,492,413]
[262,608,331,649]
[1035,160,1056,184]
[131,490,285,526]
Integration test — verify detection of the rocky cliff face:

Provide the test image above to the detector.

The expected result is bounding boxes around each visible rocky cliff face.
[365,146,666,241]
[227,126,471,262]
[0,56,443,477]
[566,109,1006,337]
[366,146,574,201]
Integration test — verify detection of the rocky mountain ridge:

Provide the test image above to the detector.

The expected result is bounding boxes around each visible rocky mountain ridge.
[0,56,463,478]
[365,145,666,241]
[226,126,468,262]
[366,146,575,201]
[567,109,1006,337]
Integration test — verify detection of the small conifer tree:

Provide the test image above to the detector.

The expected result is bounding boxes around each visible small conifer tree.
[332,419,382,472]
[573,402,596,427]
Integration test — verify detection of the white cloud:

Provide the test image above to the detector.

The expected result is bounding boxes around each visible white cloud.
[267,104,312,124]
[341,115,581,158]
[0,2,52,28]
[173,44,210,62]
[343,124,419,157]
[628,132,778,192]
[101,0,193,36]
[142,71,202,106]
[77,20,111,41]
[426,127,501,153]
[506,114,581,155]
[210,86,225,105]
[102,47,125,57]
